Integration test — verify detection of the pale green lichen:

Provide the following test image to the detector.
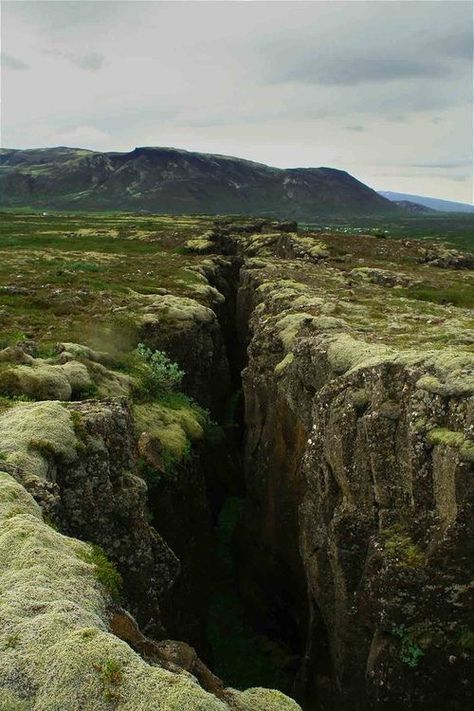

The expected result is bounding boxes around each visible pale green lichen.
[0,402,78,478]
[232,687,302,711]
[184,238,214,254]
[275,313,316,351]
[138,294,215,326]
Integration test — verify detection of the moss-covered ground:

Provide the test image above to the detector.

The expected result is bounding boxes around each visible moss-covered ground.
[0,212,214,350]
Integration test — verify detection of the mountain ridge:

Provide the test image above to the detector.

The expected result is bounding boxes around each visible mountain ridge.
[0,145,398,217]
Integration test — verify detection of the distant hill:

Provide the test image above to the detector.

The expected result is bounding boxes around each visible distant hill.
[393,200,436,214]
[0,146,398,218]
[379,190,474,214]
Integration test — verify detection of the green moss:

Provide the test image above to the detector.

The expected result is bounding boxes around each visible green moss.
[382,525,425,567]
[428,428,474,462]
[275,313,316,351]
[327,334,396,374]
[137,457,162,489]
[235,688,302,711]
[0,688,30,710]
[134,397,207,476]
[350,388,370,409]
[184,237,214,254]
[77,544,123,602]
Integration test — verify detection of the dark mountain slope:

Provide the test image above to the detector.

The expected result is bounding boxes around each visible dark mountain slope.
[0,145,398,217]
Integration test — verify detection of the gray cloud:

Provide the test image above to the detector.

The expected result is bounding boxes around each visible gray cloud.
[73,52,105,71]
[276,57,450,86]
[9,1,125,32]
[439,30,474,59]
[345,125,365,132]
[1,52,29,70]
[45,49,105,71]
[408,159,473,170]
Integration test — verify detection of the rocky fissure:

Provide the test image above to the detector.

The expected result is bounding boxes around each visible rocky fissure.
[1,216,473,710]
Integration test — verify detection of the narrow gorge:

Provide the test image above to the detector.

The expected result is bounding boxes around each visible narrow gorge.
[0,214,473,710]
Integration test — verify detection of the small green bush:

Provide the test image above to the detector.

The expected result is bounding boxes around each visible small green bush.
[135,343,184,393]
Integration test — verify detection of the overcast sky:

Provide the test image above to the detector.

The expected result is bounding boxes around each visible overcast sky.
[1,0,473,202]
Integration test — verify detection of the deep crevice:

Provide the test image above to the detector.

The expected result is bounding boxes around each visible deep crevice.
[197,257,308,702]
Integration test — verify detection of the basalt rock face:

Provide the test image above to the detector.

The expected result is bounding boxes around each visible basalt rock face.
[299,356,474,711]
[224,226,474,710]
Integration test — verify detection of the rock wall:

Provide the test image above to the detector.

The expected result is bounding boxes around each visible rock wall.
[233,247,474,710]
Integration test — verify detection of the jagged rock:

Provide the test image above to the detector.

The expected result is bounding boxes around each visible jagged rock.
[349,267,416,287]
[419,245,474,269]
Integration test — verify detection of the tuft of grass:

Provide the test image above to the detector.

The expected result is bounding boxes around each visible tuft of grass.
[456,625,474,652]
[137,456,162,489]
[78,543,122,602]
[94,658,123,703]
